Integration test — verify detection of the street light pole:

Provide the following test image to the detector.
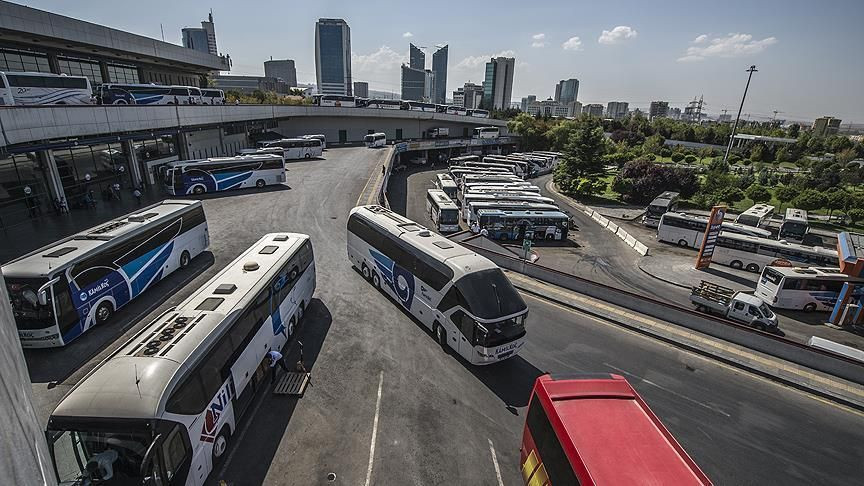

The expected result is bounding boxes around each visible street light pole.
[722,65,758,165]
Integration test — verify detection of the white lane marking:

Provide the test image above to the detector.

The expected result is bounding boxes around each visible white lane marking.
[488,438,504,486]
[603,362,731,418]
[364,371,384,486]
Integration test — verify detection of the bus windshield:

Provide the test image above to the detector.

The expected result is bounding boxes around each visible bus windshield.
[439,208,459,225]
[6,276,52,330]
[454,268,527,319]
[49,426,152,484]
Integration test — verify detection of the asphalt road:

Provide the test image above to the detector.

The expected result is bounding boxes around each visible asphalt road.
[21,149,864,486]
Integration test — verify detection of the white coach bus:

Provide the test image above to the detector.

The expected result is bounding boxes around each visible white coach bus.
[45,233,315,485]
[435,173,458,200]
[712,232,838,273]
[426,189,461,233]
[657,212,772,248]
[0,71,92,105]
[347,205,528,364]
[255,138,324,159]
[735,204,776,228]
[164,154,286,195]
[756,266,864,312]
[364,132,387,148]
[3,200,208,348]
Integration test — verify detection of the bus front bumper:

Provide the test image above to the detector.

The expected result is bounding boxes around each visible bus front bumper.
[474,340,524,365]
[18,328,63,348]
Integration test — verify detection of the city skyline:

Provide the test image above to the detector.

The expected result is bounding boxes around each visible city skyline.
[14,0,864,123]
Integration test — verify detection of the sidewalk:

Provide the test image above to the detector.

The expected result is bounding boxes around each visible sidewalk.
[638,253,757,291]
[1,186,164,263]
[506,270,864,410]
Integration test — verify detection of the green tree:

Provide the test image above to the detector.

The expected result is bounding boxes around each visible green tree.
[792,189,828,211]
[774,185,797,211]
[697,147,714,164]
[508,113,549,151]
[671,152,684,163]
[848,209,864,225]
[684,154,697,164]
[745,184,772,204]
[824,188,847,220]
[787,124,800,138]
[554,117,607,197]
[836,148,858,164]
[545,119,578,151]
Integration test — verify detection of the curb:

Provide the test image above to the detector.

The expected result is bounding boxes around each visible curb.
[512,280,864,412]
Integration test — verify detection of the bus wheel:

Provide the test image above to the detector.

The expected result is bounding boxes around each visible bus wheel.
[730,260,743,270]
[193,186,205,195]
[288,316,296,338]
[298,301,306,320]
[434,322,448,351]
[746,263,760,273]
[256,179,266,188]
[361,263,371,281]
[678,239,689,248]
[180,250,191,268]
[371,272,381,290]
[212,428,230,461]
[95,302,114,325]
[803,303,817,312]
[304,153,311,159]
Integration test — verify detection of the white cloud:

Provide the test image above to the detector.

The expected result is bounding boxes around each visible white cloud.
[532,33,545,40]
[598,25,638,45]
[402,32,413,38]
[351,46,406,88]
[677,33,777,62]
[562,36,583,51]
[455,50,516,69]
[531,33,546,48]
[532,41,545,48]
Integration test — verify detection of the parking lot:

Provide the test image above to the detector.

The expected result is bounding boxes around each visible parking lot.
[17,148,864,485]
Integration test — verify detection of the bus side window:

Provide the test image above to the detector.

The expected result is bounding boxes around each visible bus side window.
[782,278,800,290]
[161,425,188,481]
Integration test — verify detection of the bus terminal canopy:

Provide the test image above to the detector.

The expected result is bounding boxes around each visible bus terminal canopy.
[837,232,864,278]
[732,134,798,145]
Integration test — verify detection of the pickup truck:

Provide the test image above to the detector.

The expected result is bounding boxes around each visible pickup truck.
[689,281,779,331]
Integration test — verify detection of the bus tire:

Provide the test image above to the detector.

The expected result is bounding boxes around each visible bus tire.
[746,263,760,273]
[212,428,230,461]
[180,250,191,269]
[678,239,689,248]
[371,271,381,290]
[304,153,311,159]
[95,301,114,326]
[803,303,817,312]
[754,322,766,331]
[256,179,266,188]
[361,263,371,281]
[288,316,296,338]
[730,260,743,270]
[193,185,205,195]
[114,99,128,105]
[298,301,306,320]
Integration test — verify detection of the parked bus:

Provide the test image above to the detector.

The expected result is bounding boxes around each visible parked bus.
[45,233,315,484]
[476,208,569,241]
[366,99,403,110]
[712,232,838,273]
[735,204,776,228]
[164,154,286,195]
[364,132,387,148]
[466,201,559,226]
[449,167,513,183]
[468,109,490,118]
[435,173,458,200]
[449,155,480,164]
[406,101,437,112]
[446,106,468,116]
[427,127,450,138]
[779,208,809,241]
[483,156,531,176]
[521,374,712,486]
[257,138,324,159]
[426,189,461,233]
[2,200,208,348]
[473,127,500,139]
[0,71,92,105]
[462,184,541,196]
[464,161,522,177]
[347,205,528,364]
[315,94,357,107]
[461,192,555,219]
[657,212,772,248]
[461,173,524,188]
[301,134,327,150]
[642,191,680,228]
[96,83,202,105]
[756,266,864,312]
[201,88,225,104]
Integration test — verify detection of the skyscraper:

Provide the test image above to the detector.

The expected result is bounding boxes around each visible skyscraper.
[409,44,425,70]
[812,116,842,136]
[431,45,448,104]
[481,56,515,111]
[555,79,579,104]
[649,101,669,120]
[606,101,629,119]
[315,18,352,96]
[353,81,369,98]
[264,59,297,87]
[401,64,426,101]
[182,11,218,56]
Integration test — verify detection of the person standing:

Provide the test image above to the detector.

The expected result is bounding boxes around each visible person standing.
[268,349,289,382]
[133,187,142,205]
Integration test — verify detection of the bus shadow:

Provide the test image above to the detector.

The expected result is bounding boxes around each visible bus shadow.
[700,266,757,289]
[188,184,293,201]
[207,298,332,486]
[24,251,215,384]
[467,355,544,412]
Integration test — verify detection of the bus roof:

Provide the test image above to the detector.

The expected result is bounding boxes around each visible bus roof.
[649,191,680,206]
[784,207,808,221]
[532,374,711,485]
[427,189,458,209]
[740,204,775,217]
[50,233,309,420]
[2,200,201,278]
[476,208,567,218]
[168,154,283,167]
[720,232,838,256]
[763,266,864,281]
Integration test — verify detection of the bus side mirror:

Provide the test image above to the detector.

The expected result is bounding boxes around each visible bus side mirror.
[37,276,59,306]
[37,291,48,306]
[139,434,163,479]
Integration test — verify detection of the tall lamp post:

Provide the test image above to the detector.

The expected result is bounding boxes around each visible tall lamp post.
[722,65,758,165]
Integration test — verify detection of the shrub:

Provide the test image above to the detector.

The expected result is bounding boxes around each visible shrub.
[671,152,685,163]
[684,154,697,164]
[848,208,864,225]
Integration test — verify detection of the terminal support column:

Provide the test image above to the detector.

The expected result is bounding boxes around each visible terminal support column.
[124,140,143,188]
[39,150,66,205]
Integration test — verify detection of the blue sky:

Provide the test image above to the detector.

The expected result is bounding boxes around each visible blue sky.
[18,0,864,123]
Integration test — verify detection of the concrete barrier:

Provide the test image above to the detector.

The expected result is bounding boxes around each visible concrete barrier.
[624,234,637,247]
[606,221,619,233]
[616,227,629,240]
[633,241,650,256]
[462,242,864,386]
[596,215,609,227]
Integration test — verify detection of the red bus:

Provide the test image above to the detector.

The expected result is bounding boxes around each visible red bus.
[521,374,712,485]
